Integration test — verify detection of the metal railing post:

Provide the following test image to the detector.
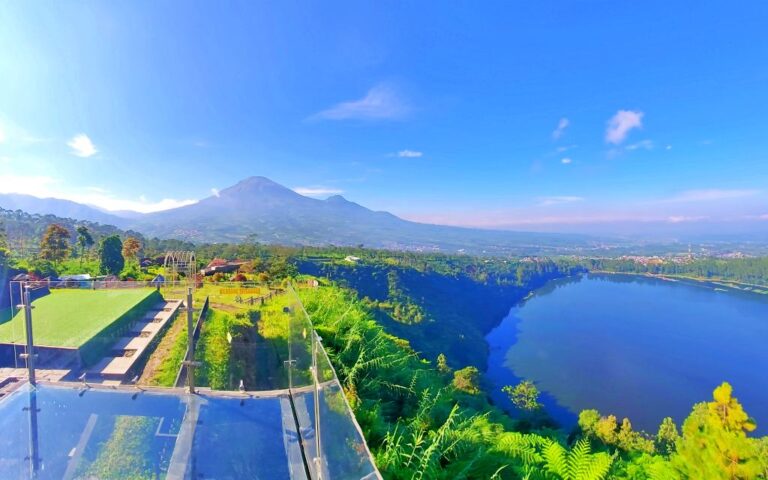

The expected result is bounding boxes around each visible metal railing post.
[20,287,36,386]
[185,288,196,393]
[313,332,323,479]
[26,390,40,477]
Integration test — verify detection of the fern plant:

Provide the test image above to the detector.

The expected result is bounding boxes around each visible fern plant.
[541,438,614,480]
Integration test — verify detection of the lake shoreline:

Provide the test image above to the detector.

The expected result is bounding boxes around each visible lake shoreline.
[484,272,768,434]
[590,270,768,296]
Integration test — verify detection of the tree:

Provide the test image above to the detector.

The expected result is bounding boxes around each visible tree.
[656,417,679,456]
[503,380,542,411]
[578,410,601,438]
[452,366,480,394]
[76,226,94,266]
[0,219,9,264]
[436,353,451,374]
[99,235,124,275]
[121,236,142,261]
[39,224,71,267]
[671,382,763,479]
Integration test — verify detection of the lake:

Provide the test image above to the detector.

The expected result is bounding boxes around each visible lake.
[485,273,768,434]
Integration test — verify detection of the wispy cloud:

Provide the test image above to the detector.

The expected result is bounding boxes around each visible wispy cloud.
[0,174,60,194]
[311,84,409,121]
[663,189,760,203]
[538,195,584,206]
[667,215,708,224]
[552,118,569,140]
[211,188,220,197]
[561,157,572,165]
[0,120,51,145]
[605,110,643,145]
[67,133,98,157]
[625,139,654,151]
[556,144,577,153]
[397,149,423,158]
[293,186,344,197]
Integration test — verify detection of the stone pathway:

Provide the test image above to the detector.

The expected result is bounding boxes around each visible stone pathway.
[88,299,182,383]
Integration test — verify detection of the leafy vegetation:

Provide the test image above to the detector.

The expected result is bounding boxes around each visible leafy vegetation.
[504,380,542,412]
[583,257,768,288]
[99,234,125,275]
[299,283,768,479]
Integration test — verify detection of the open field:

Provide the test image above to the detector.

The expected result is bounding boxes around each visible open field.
[0,289,156,347]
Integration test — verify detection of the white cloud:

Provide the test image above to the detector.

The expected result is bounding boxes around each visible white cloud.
[665,145,672,150]
[538,196,584,206]
[398,149,423,158]
[552,118,569,139]
[561,157,572,165]
[0,173,195,213]
[556,144,577,153]
[605,110,643,144]
[311,84,409,121]
[293,186,344,197]
[67,133,98,157]
[625,139,654,151]
[664,189,760,203]
[759,214,768,220]
[211,188,220,197]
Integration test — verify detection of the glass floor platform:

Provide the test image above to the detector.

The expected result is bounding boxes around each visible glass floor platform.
[0,382,373,479]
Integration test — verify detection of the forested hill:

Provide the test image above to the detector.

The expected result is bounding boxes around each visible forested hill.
[296,254,585,369]
[0,207,195,260]
[585,256,768,287]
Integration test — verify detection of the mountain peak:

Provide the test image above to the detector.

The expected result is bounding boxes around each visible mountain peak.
[325,194,349,203]
[218,176,297,198]
[232,176,283,188]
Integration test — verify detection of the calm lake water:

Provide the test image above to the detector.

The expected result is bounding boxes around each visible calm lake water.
[486,274,768,434]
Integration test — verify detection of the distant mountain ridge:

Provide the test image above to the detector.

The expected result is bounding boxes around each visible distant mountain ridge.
[0,176,594,254]
[0,193,129,227]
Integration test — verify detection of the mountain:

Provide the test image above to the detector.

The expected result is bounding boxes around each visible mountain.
[1,177,601,254]
[0,193,130,227]
[127,176,595,254]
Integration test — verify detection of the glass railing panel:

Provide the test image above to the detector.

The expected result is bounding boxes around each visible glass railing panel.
[0,280,27,370]
[187,281,282,391]
[286,284,381,480]
[0,383,310,479]
[315,339,379,480]
[0,383,185,479]
[0,280,380,478]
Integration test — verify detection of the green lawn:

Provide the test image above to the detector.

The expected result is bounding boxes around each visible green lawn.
[0,289,156,347]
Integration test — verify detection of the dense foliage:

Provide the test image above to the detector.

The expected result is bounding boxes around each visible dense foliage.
[583,257,768,287]
[300,283,768,479]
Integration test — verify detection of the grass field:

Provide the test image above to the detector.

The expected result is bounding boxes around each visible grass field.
[0,289,156,347]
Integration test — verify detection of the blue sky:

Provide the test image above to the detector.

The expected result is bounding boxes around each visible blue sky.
[1,1,768,233]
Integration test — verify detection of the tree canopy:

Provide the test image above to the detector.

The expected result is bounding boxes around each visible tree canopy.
[99,235,125,275]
